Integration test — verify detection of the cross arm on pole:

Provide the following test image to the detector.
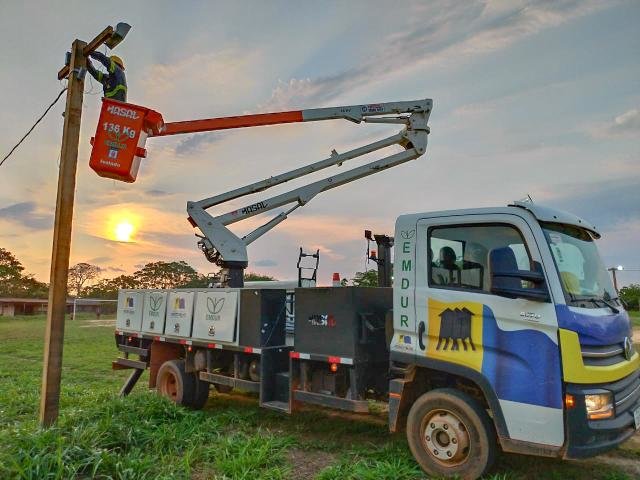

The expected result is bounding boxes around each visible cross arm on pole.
[57,26,114,80]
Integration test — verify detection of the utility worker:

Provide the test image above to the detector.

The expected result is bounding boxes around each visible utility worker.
[86,51,127,102]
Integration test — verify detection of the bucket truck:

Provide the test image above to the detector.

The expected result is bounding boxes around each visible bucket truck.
[95,97,639,480]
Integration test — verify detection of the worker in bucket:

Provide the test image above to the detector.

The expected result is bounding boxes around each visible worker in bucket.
[86,51,127,102]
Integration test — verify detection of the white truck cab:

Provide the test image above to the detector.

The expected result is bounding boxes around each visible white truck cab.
[390,201,639,477]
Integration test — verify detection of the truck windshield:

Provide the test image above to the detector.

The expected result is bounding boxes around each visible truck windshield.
[542,222,617,307]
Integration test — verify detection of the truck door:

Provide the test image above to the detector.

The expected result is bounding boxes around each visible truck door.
[414,213,564,447]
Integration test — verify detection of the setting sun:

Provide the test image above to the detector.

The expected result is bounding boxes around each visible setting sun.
[114,221,135,242]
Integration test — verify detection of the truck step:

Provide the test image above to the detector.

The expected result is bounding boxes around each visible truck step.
[262,400,290,413]
[389,361,409,375]
[117,344,149,358]
[293,389,369,413]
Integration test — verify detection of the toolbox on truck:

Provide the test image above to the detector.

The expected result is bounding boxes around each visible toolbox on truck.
[116,289,144,332]
[294,287,392,360]
[164,291,195,338]
[237,289,287,347]
[192,290,239,344]
[141,290,168,335]
[191,289,286,347]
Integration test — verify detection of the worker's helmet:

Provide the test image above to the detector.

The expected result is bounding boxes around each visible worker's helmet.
[110,55,125,70]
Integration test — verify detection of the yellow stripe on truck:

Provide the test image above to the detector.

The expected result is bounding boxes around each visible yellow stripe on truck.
[559,328,640,384]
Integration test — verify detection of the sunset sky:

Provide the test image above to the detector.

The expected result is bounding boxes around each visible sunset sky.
[1,1,639,287]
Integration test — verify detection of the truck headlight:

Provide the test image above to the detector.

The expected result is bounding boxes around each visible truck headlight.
[585,392,613,420]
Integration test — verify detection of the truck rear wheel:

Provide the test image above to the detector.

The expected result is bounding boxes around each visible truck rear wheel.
[406,388,496,480]
[157,359,209,409]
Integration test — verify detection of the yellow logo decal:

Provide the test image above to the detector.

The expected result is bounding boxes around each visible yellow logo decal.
[427,299,483,371]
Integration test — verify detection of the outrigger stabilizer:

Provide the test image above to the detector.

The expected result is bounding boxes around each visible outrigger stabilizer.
[175,99,432,286]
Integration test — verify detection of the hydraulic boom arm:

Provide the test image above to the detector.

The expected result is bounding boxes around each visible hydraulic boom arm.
[184,99,432,286]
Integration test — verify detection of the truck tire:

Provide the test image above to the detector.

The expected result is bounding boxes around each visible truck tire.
[406,388,496,480]
[156,359,198,407]
[191,374,210,410]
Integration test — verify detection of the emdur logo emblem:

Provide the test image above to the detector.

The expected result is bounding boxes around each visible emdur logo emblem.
[400,229,415,239]
[437,308,476,351]
[149,295,163,312]
[207,297,225,315]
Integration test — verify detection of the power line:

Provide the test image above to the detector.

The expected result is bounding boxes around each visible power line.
[0,87,68,167]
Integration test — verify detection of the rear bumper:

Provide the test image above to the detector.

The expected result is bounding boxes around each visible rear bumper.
[564,370,640,459]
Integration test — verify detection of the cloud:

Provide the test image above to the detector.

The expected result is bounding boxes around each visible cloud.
[145,189,172,197]
[590,108,640,138]
[88,256,112,265]
[261,0,604,109]
[536,176,640,231]
[136,48,263,119]
[0,202,52,230]
[253,259,277,267]
[174,132,222,155]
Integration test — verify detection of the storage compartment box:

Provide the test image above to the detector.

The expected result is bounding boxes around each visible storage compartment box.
[116,289,144,332]
[294,287,392,360]
[141,290,168,335]
[192,290,239,343]
[238,289,287,347]
[164,291,195,338]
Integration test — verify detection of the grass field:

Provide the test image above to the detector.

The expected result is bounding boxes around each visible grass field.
[0,315,638,480]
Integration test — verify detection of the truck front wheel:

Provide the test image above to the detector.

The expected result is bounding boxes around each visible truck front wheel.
[406,388,496,480]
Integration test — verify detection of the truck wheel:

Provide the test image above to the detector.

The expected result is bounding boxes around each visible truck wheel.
[156,359,197,407]
[406,388,496,480]
[248,359,260,382]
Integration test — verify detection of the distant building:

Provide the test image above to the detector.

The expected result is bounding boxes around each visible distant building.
[0,298,113,317]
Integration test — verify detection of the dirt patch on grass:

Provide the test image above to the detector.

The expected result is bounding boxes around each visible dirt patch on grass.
[79,319,116,328]
[287,448,336,480]
[577,455,640,478]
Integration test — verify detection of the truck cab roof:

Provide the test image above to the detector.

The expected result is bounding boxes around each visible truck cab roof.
[396,202,600,238]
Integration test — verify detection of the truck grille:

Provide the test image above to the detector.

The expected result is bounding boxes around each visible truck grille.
[613,370,640,414]
[581,343,627,366]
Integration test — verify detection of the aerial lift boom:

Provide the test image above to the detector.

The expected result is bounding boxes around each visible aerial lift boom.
[159,99,432,286]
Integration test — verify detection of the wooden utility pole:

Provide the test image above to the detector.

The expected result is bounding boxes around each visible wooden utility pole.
[39,39,87,426]
[40,26,116,426]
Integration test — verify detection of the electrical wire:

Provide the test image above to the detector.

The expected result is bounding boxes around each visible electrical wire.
[1,87,68,167]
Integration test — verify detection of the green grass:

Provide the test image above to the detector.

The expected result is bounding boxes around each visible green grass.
[0,315,638,479]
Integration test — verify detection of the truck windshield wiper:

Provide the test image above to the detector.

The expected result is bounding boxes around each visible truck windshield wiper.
[598,297,619,314]
[567,294,619,314]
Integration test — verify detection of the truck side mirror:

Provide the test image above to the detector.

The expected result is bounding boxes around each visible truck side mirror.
[489,248,550,302]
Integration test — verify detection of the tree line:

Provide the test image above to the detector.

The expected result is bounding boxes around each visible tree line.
[0,247,274,300]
